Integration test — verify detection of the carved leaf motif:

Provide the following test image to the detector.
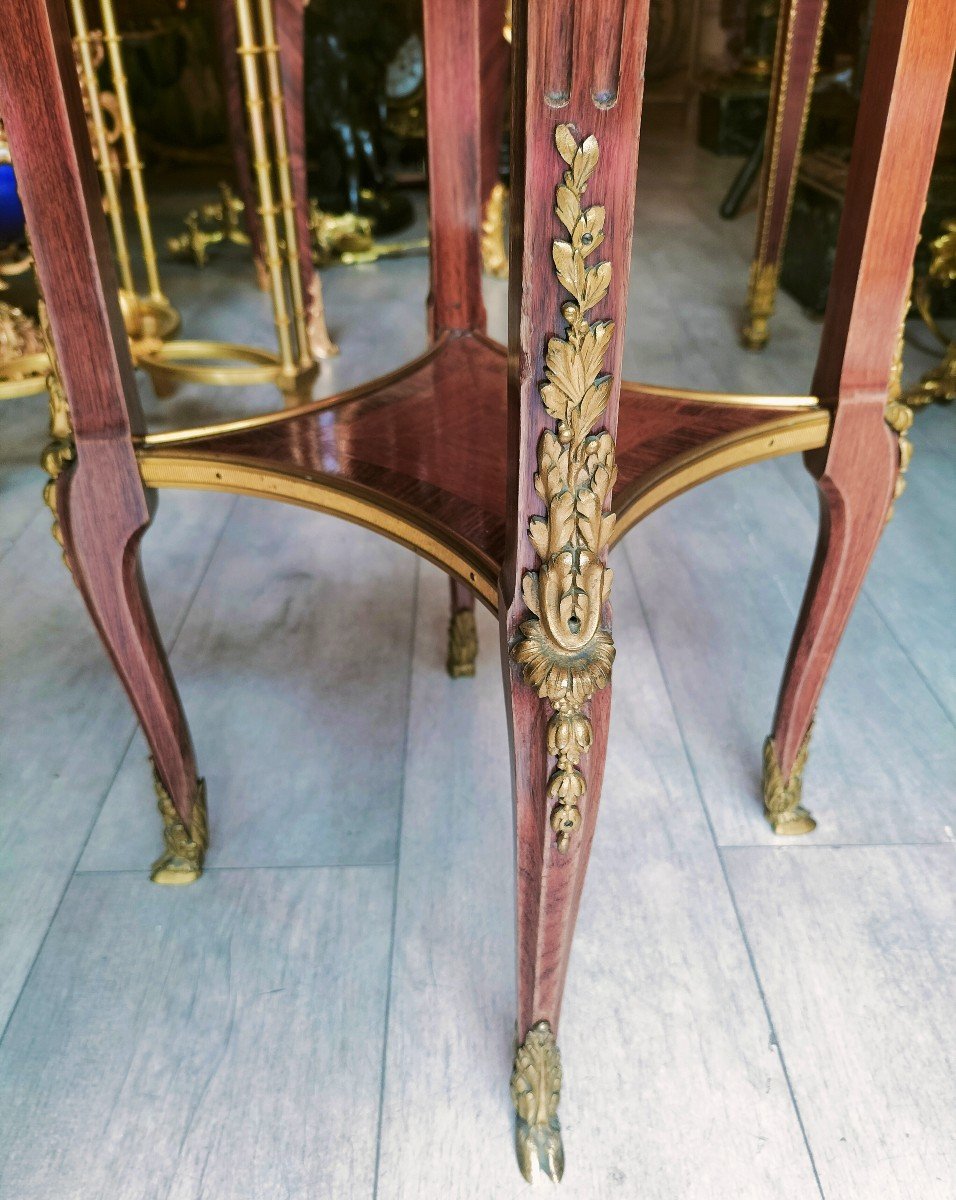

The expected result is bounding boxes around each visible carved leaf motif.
[555,124,578,166]
[581,261,612,313]
[571,135,599,192]
[572,205,605,255]
[555,185,580,235]
[513,123,617,855]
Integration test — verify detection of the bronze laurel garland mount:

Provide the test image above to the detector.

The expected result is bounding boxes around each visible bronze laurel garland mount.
[512,124,617,854]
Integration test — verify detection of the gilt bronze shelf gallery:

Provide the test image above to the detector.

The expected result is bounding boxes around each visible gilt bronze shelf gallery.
[1,0,951,1184]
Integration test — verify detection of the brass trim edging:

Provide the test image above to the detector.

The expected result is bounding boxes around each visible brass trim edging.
[611,408,831,542]
[621,380,822,410]
[136,449,500,610]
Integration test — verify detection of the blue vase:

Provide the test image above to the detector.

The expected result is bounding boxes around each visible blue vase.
[0,162,26,245]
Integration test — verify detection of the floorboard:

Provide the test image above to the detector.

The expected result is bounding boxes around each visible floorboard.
[375,564,821,1199]
[79,502,418,873]
[0,490,234,1030]
[725,844,956,1200]
[0,866,393,1200]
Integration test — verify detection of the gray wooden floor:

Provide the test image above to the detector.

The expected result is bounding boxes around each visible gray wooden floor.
[1,128,954,1200]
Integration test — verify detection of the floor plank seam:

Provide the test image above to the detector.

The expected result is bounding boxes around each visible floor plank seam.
[72,860,399,875]
[621,539,829,1200]
[371,557,420,1200]
[0,493,239,1051]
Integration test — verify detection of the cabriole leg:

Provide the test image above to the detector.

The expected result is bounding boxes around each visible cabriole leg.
[501,0,650,1179]
[765,0,955,832]
[1,0,208,883]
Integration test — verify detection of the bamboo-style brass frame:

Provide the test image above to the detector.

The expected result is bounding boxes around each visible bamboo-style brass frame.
[137,0,319,396]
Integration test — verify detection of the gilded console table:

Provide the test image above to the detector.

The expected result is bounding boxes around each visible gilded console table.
[1,0,952,1183]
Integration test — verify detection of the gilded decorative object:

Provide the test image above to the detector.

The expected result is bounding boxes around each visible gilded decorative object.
[511,124,617,854]
[511,1020,564,1184]
[150,766,208,885]
[906,216,956,408]
[0,302,48,400]
[884,280,914,521]
[37,302,76,563]
[741,260,778,350]
[166,183,253,269]
[446,607,478,678]
[70,0,180,348]
[762,724,815,835]
[480,181,509,279]
[309,198,427,268]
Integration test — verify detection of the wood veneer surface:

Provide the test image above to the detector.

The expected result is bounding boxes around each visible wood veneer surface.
[141,334,821,575]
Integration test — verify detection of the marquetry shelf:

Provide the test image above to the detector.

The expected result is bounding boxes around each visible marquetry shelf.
[137,332,830,610]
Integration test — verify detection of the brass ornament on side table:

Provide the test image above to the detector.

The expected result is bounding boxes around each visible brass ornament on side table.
[741,260,779,351]
[150,767,209,885]
[446,607,478,678]
[480,181,508,279]
[511,1020,564,1184]
[762,724,815,835]
[37,301,76,567]
[511,124,617,855]
[884,281,914,521]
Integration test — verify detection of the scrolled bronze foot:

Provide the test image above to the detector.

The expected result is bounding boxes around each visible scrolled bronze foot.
[762,726,816,836]
[446,607,478,678]
[511,1020,565,1183]
[149,768,208,885]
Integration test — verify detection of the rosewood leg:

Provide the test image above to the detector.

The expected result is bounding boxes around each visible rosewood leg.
[446,579,478,677]
[478,0,512,278]
[0,0,207,883]
[421,0,488,670]
[57,456,208,883]
[764,0,956,830]
[741,0,828,350]
[501,0,649,1179]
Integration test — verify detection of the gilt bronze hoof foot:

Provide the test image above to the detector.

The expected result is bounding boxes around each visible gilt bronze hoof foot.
[447,608,478,678]
[762,726,815,837]
[149,768,208,886]
[512,1020,564,1183]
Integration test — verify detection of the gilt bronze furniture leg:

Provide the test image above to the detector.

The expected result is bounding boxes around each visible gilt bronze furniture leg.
[766,0,956,832]
[501,0,649,1178]
[742,0,828,350]
[0,0,207,884]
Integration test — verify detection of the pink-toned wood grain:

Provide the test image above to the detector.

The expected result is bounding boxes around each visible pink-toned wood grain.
[502,0,650,1038]
[479,0,512,205]
[771,0,956,779]
[422,0,487,337]
[0,0,201,824]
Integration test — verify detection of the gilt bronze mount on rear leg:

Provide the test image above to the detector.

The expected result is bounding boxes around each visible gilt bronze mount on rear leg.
[150,767,209,885]
[762,723,815,835]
